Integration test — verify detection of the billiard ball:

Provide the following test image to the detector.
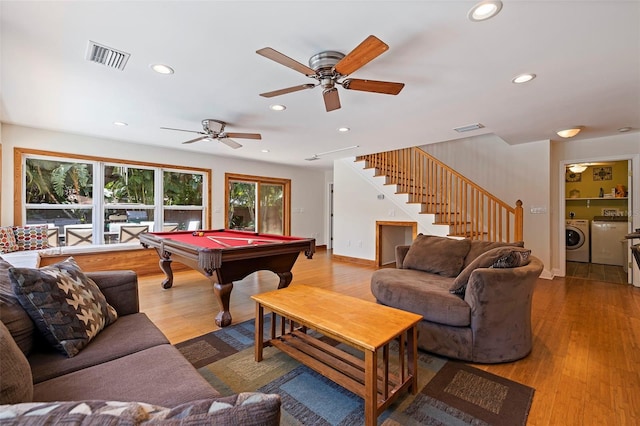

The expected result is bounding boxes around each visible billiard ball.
[247,239,254,244]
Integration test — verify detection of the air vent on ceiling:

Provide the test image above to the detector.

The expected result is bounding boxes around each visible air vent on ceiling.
[85,41,130,71]
[453,123,485,133]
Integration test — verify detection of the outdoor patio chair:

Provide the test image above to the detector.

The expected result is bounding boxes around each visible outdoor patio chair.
[119,224,149,243]
[65,227,93,246]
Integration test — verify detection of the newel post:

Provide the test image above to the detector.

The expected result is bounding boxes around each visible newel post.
[514,200,524,241]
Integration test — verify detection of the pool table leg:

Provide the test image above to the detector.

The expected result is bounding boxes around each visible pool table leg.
[276,271,293,289]
[158,256,174,289]
[214,282,233,327]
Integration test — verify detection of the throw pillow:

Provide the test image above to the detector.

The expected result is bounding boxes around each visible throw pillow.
[0,226,19,254]
[402,234,472,277]
[8,257,118,357]
[0,400,164,423]
[463,240,525,268]
[450,246,533,295]
[0,321,33,404]
[12,225,50,251]
[0,394,282,425]
[492,247,532,269]
[0,259,36,356]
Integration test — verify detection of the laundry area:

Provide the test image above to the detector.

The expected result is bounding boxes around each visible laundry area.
[565,161,631,283]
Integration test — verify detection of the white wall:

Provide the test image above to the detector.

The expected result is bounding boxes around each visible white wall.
[0,124,327,244]
[332,158,451,261]
[420,135,552,278]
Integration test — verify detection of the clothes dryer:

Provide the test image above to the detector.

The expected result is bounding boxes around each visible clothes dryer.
[591,218,628,266]
[566,219,590,262]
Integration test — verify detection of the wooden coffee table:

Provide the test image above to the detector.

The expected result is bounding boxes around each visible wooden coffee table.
[252,285,422,426]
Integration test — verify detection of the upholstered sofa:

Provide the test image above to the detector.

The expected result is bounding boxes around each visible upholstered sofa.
[0,257,281,424]
[371,234,544,364]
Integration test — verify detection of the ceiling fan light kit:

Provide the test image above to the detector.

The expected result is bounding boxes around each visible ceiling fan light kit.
[257,35,405,112]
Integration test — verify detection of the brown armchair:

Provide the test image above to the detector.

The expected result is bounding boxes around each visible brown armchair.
[371,239,544,363]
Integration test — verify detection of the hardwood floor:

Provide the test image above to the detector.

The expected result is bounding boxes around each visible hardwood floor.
[138,249,640,425]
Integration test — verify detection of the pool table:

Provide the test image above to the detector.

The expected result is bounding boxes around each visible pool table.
[139,229,315,327]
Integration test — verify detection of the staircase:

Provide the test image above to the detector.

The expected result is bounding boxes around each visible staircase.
[356,147,523,242]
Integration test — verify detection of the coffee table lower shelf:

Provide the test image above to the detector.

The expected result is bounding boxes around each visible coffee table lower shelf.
[268,328,415,414]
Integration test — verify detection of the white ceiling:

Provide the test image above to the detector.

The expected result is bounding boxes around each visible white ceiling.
[1,1,639,169]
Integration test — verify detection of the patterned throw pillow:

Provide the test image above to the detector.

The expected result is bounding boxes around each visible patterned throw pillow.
[492,248,532,269]
[0,226,19,254]
[8,257,118,357]
[0,393,282,425]
[450,246,533,296]
[12,226,50,251]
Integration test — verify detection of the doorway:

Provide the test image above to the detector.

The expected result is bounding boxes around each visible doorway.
[376,221,417,267]
[562,158,634,284]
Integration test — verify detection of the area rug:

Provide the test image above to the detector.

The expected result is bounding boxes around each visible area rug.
[175,317,534,425]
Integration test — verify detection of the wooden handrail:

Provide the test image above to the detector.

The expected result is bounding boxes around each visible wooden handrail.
[356,147,523,242]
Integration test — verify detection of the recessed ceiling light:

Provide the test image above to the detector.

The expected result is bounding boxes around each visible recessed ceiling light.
[556,127,583,138]
[113,121,128,127]
[150,64,174,74]
[618,127,632,132]
[512,73,536,84]
[261,149,270,153]
[337,127,350,132]
[468,1,503,22]
[269,104,286,111]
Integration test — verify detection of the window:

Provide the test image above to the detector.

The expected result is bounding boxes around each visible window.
[16,148,209,246]
[225,173,290,235]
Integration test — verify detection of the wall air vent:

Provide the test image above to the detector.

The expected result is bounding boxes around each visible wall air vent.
[453,123,484,133]
[85,41,130,71]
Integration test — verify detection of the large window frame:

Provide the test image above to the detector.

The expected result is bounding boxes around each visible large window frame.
[15,148,211,245]
[225,173,291,235]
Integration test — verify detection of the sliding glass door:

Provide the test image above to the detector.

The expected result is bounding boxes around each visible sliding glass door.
[226,173,290,235]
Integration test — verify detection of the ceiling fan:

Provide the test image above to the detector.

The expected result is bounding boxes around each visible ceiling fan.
[160,119,261,149]
[256,35,405,112]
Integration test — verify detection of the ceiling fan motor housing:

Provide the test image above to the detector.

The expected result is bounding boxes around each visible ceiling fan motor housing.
[309,51,345,90]
[202,119,225,133]
[310,50,344,71]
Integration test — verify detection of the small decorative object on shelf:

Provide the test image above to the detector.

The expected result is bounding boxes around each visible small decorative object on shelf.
[599,187,604,198]
[615,184,626,197]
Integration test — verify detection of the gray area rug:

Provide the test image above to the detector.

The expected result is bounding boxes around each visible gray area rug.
[176,317,534,425]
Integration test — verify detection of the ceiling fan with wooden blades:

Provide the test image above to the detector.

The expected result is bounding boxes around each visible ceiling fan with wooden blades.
[160,119,261,149]
[256,35,405,112]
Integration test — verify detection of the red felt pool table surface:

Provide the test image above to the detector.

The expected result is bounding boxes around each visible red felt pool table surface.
[151,229,308,249]
[139,229,316,327]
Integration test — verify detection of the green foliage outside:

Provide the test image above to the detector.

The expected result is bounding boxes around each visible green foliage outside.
[163,172,203,205]
[25,159,93,204]
[104,166,154,204]
[229,181,255,230]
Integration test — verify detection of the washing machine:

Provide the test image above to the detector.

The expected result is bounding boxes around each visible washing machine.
[566,219,590,262]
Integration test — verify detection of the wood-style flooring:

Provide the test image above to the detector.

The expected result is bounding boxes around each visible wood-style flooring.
[138,249,640,426]
[566,261,628,284]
